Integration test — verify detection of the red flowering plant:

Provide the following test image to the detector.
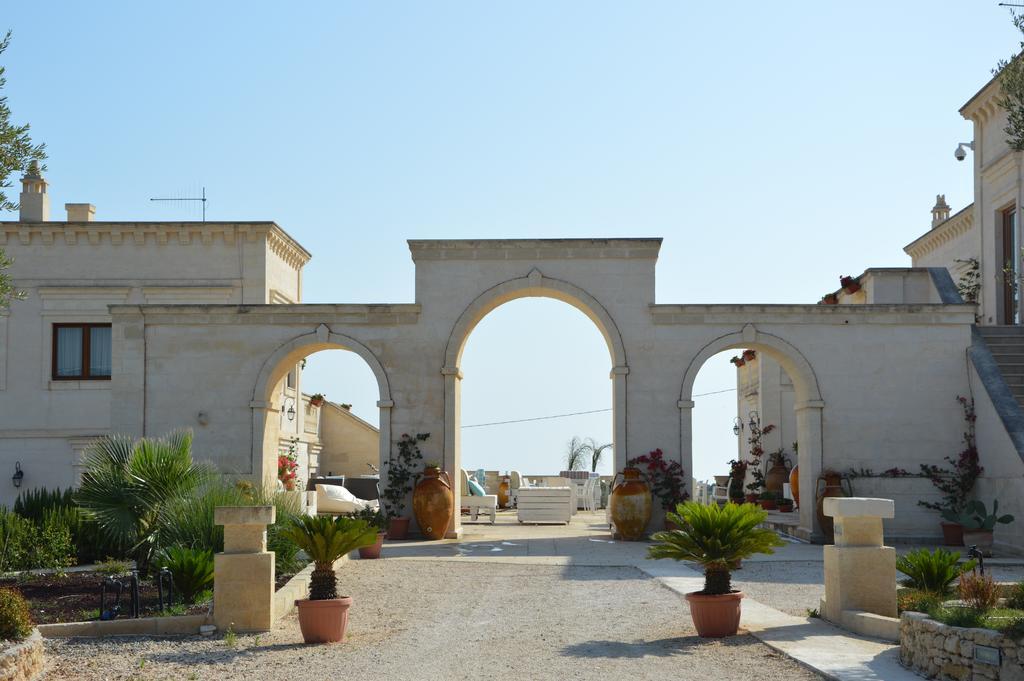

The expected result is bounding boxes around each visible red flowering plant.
[278,442,299,490]
[628,448,690,511]
[744,420,776,494]
[918,396,983,519]
[726,459,748,502]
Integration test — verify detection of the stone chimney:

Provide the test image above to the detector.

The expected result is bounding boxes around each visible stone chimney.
[65,203,95,222]
[931,194,951,228]
[18,161,49,222]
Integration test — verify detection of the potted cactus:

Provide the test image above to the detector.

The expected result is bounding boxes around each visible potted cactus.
[957,500,1014,556]
[281,515,379,643]
[648,502,783,637]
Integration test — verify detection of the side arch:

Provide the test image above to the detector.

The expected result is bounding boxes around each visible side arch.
[249,326,393,483]
[677,326,826,541]
[679,328,822,404]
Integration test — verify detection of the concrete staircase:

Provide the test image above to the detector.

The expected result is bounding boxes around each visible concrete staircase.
[976,326,1024,407]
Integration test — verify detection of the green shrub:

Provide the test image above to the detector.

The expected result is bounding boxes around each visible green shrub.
[95,558,132,578]
[157,546,214,604]
[959,572,999,611]
[13,487,75,523]
[0,588,33,641]
[163,479,303,574]
[930,605,986,629]
[896,548,975,596]
[1007,581,1024,610]
[34,510,74,569]
[898,589,942,614]
[0,510,34,572]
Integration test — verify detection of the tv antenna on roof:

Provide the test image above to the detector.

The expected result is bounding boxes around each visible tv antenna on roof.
[149,186,208,221]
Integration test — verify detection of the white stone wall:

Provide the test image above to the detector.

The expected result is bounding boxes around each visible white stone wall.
[0,221,308,506]
[108,240,980,539]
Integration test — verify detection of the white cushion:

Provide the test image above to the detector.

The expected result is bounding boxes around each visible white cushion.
[316,484,378,514]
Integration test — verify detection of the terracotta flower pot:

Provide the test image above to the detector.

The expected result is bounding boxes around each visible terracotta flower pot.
[387,517,410,540]
[685,591,744,638]
[962,528,994,556]
[940,521,964,547]
[295,596,353,643]
[777,503,793,513]
[609,467,652,540]
[759,499,777,511]
[744,493,759,504]
[413,467,454,540]
[358,532,385,559]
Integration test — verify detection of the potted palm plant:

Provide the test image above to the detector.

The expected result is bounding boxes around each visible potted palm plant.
[281,515,379,643]
[349,506,387,559]
[648,502,784,637]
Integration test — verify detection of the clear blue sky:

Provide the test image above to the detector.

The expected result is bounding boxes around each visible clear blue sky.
[2,2,1009,479]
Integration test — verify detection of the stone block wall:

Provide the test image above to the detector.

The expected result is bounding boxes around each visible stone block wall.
[900,611,1024,680]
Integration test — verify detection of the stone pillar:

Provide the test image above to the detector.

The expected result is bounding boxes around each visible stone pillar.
[794,400,824,541]
[611,365,629,470]
[214,506,276,633]
[821,497,899,641]
[678,399,694,500]
[442,366,463,539]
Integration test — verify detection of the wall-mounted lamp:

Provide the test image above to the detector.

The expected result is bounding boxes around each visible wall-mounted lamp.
[12,462,23,488]
[286,403,296,422]
[732,417,743,436]
[748,410,760,431]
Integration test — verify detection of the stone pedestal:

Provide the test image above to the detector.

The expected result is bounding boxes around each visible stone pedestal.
[214,505,276,632]
[820,497,899,641]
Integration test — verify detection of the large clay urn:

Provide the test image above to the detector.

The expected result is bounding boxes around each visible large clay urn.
[765,461,790,495]
[609,467,652,540]
[789,465,800,508]
[497,476,511,509]
[815,472,852,543]
[413,467,454,540]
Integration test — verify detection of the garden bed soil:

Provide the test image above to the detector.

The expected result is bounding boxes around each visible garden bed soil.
[1,571,206,625]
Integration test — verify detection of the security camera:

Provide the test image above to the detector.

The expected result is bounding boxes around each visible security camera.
[955,141,974,162]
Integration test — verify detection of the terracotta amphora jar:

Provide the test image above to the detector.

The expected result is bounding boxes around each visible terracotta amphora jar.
[789,465,800,508]
[815,471,852,542]
[765,461,790,495]
[609,467,652,540]
[413,466,454,540]
[497,476,511,509]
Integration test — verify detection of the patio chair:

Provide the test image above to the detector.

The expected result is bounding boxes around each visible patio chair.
[460,469,497,524]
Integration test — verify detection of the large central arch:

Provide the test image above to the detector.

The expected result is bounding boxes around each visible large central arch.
[678,324,826,540]
[441,269,629,536]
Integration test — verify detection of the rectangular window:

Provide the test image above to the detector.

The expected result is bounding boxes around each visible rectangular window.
[52,323,112,380]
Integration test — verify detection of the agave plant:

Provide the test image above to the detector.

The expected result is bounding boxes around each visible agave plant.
[648,502,784,595]
[895,548,976,596]
[76,430,212,575]
[280,515,378,600]
[157,546,215,603]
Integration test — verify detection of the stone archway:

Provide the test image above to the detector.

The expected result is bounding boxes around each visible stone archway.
[250,323,393,485]
[678,324,826,541]
[440,269,629,536]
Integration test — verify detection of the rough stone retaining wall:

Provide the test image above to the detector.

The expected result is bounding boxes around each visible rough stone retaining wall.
[0,629,44,681]
[900,611,1024,680]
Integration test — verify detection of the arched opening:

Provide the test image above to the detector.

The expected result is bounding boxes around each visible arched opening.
[443,273,627,536]
[250,328,391,503]
[680,328,824,541]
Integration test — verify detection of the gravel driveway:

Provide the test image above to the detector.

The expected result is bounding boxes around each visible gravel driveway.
[46,560,820,681]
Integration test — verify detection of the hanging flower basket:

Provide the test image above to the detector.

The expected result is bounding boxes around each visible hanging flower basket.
[742,349,756,362]
[822,293,839,305]
[730,356,746,368]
